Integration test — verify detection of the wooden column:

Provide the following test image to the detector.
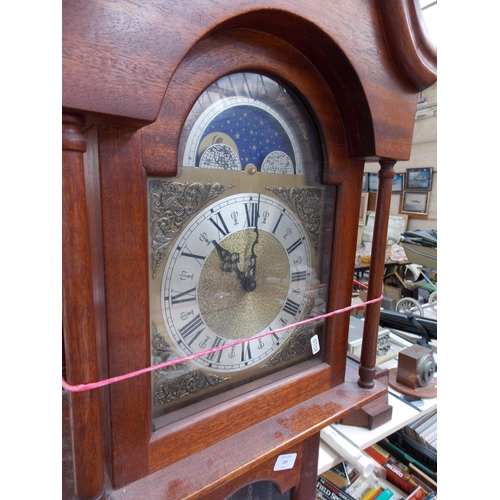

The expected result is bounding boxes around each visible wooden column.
[291,432,321,500]
[62,114,106,500]
[358,160,396,389]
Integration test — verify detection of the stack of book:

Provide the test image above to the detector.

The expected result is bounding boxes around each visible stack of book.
[317,433,437,499]
[365,442,436,499]
[316,460,397,500]
[402,410,437,454]
[387,411,437,475]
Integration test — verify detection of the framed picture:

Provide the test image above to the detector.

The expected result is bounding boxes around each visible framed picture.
[405,167,433,191]
[362,173,368,192]
[402,191,429,214]
[362,211,408,246]
[367,172,378,191]
[392,173,404,194]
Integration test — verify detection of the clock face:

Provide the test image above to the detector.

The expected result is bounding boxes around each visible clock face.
[161,192,312,371]
[148,73,336,423]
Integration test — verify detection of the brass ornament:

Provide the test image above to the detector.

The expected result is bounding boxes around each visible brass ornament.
[265,187,321,253]
[151,323,230,405]
[149,180,234,278]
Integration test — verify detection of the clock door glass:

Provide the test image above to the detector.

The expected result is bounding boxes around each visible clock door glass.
[148,73,336,425]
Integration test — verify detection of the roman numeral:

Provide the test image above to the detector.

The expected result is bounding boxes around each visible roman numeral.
[291,271,307,282]
[241,341,252,362]
[283,298,300,317]
[206,336,226,363]
[272,212,284,234]
[180,246,206,266]
[179,314,205,347]
[269,327,280,343]
[169,287,196,305]
[209,212,230,238]
[286,238,303,254]
[244,202,259,228]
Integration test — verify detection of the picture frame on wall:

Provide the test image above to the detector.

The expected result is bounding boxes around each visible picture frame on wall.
[402,191,429,214]
[405,167,433,191]
[367,172,378,192]
[392,173,404,194]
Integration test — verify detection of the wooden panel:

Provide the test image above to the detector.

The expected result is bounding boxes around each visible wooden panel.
[97,125,152,484]
[149,362,331,472]
[107,364,386,499]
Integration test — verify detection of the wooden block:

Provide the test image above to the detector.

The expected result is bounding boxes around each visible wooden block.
[397,345,436,389]
[339,393,393,430]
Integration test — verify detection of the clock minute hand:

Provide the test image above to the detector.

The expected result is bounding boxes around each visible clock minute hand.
[244,193,260,292]
[249,194,260,276]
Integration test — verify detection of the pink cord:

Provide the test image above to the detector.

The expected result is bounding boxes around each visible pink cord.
[353,279,368,289]
[62,294,382,393]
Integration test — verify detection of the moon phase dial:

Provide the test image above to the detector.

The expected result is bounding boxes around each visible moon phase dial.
[179,73,321,175]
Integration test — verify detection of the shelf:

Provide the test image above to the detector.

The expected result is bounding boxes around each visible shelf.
[318,358,437,475]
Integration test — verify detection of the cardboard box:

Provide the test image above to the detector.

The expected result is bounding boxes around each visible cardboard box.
[383,285,402,302]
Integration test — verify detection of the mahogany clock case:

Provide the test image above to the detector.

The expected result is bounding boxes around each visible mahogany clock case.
[87,29,364,486]
[63,1,437,495]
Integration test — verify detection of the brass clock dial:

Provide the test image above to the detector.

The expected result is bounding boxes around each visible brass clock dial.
[149,73,335,423]
[161,192,312,371]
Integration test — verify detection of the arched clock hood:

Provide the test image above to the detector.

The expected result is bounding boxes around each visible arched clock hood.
[63,0,436,160]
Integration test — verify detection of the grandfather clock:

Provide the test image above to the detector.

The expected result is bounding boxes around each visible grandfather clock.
[62,1,436,499]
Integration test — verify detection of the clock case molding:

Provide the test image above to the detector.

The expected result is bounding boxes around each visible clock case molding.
[62,1,436,499]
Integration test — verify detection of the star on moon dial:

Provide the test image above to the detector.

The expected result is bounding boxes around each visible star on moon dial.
[161,193,312,371]
[182,97,301,174]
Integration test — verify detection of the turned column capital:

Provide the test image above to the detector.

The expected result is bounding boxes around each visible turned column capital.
[62,113,86,153]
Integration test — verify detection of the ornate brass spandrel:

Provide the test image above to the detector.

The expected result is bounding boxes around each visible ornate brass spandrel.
[153,369,231,406]
[265,186,321,254]
[151,323,230,405]
[149,180,235,278]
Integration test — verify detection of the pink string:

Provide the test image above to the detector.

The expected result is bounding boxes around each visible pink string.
[353,279,368,290]
[62,294,382,393]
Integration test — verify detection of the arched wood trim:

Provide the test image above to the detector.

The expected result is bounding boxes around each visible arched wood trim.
[376,0,437,91]
[204,10,376,157]
[141,27,367,179]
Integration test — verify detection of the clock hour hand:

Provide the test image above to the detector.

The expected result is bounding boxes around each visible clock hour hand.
[212,240,242,275]
[211,237,258,293]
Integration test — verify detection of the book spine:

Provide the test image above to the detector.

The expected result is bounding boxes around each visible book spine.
[317,476,357,500]
[361,487,383,500]
[365,446,434,496]
[365,443,391,464]
[374,488,394,500]
[405,486,426,499]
